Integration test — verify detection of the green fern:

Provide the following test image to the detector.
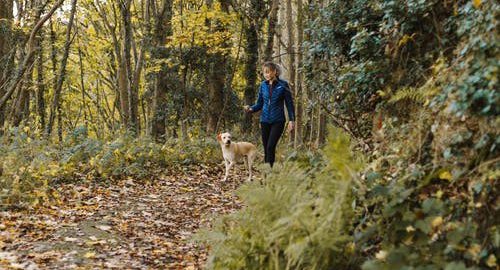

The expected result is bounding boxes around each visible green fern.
[195,127,361,270]
[389,73,442,105]
[388,87,426,104]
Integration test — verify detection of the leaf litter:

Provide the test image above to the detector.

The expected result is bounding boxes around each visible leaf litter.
[0,164,249,269]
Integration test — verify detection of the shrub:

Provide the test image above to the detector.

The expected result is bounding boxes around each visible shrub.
[0,126,220,209]
[196,127,362,269]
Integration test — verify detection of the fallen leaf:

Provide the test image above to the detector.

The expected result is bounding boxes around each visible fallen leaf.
[84,252,96,259]
[95,225,112,231]
[64,237,78,242]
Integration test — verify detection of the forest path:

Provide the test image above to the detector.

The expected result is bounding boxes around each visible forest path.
[0,164,251,269]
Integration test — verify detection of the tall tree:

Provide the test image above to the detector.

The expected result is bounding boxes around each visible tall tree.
[241,0,265,133]
[11,0,47,126]
[285,0,296,145]
[118,0,140,134]
[36,26,46,130]
[46,0,78,136]
[294,0,304,146]
[0,0,14,132]
[0,0,64,127]
[151,0,174,141]
[264,0,279,61]
[205,0,230,134]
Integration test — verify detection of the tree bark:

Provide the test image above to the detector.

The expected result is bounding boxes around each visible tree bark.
[11,1,45,127]
[242,23,258,133]
[36,34,45,130]
[0,0,64,118]
[78,47,88,129]
[151,0,174,142]
[286,0,296,146]
[264,0,279,61]
[294,0,303,147]
[242,0,264,134]
[118,0,139,134]
[205,0,229,134]
[46,0,77,136]
[0,0,14,133]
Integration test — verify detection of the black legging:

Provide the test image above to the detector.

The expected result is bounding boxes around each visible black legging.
[261,121,285,167]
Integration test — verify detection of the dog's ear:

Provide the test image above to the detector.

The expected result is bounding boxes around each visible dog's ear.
[217,133,222,141]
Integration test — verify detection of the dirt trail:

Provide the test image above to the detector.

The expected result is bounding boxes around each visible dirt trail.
[0,164,249,269]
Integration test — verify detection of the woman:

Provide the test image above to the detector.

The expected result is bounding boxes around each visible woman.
[245,61,295,167]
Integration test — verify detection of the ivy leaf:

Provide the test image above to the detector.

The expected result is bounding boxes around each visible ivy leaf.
[416,217,432,234]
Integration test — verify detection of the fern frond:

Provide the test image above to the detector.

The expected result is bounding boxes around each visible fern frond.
[388,87,426,104]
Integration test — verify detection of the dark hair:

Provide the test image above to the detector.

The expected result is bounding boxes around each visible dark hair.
[262,61,281,77]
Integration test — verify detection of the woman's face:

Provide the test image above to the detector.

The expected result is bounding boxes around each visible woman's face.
[263,66,277,81]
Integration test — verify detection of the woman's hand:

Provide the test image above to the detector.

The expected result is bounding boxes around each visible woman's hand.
[287,121,295,132]
[244,105,252,113]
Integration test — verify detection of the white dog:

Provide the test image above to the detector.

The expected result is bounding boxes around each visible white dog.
[217,132,257,182]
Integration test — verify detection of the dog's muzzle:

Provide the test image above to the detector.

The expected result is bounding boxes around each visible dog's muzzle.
[225,141,231,146]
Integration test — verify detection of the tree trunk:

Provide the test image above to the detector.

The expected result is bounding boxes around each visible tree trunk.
[264,0,279,61]
[205,56,227,134]
[0,0,14,133]
[205,0,229,134]
[294,0,303,147]
[78,48,88,129]
[36,29,46,131]
[0,0,64,122]
[11,1,45,127]
[242,0,264,134]
[286,0,296,146]
[151,0,174,142]
[315,104,326,147]
[46,0,77,136]
[118,0,139,134]
[242,22,258,133]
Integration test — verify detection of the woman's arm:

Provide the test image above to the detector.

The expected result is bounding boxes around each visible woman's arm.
[284,83,295,132]
[284,83,295,121]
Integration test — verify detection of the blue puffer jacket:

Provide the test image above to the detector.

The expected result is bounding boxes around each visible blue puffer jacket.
[250,78,295,123]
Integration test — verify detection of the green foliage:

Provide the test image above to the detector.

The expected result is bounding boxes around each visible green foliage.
[303,0,499,138]
[433,2,499,116]
[352,108,499,269]
[0,126,219,209]
[388,87,425,105]
[301,4,499,267]
[196,127,362,269]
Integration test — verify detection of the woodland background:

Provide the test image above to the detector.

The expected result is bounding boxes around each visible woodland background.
[0,0,498,269]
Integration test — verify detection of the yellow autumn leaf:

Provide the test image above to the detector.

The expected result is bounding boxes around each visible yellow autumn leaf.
[486,254,497,267]
[467,244,481,259]
[439,170,453,181]
[84,251,96,258]
[431,216,443,228]
[346,242,355,253]
[473,0,481,9]
[403,235,414,245]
